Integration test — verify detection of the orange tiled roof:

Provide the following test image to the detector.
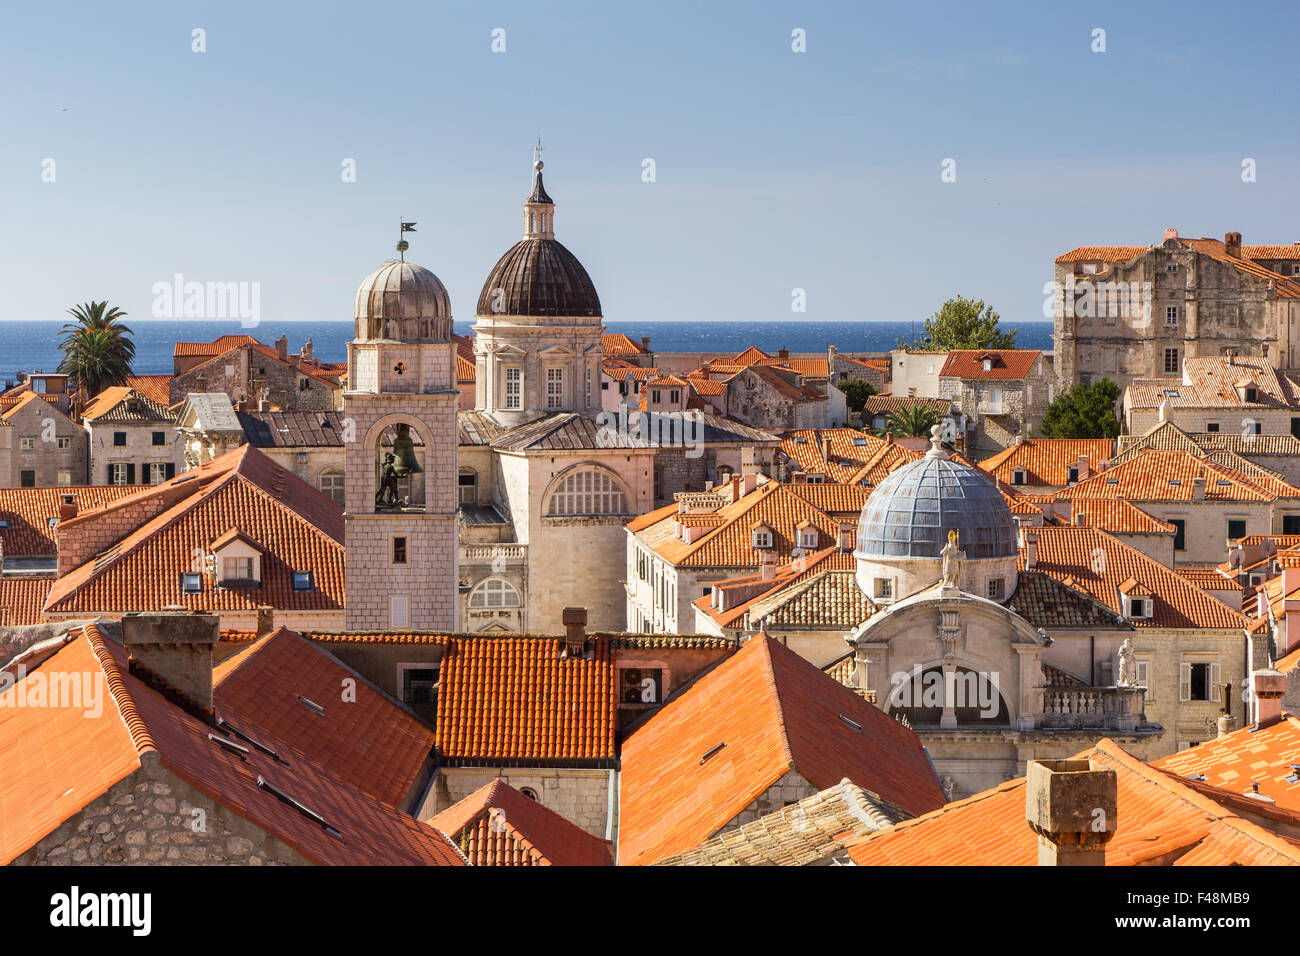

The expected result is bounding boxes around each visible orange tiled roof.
[44,445,345,615]
[939,349,1041,380]
[1153,714,1300,812]
[846,738,1300,865]
[430,780,614,866]
[0,625,465,865]
[602,333,650,356]
[1242,245,1300,259]
[0,574,54,626]
[0,485,142,557]
[778,428,889,483]
[618,635,945,865]
[979,438,1113,487]
[1026,526,1247,629]
[1129,355,1300,411]
[694,547,857,629]
[1067,499,1176,535]
[212,627,436,807]
[124,375,174,407]
[1174,567,1236,591]
[1066,449,1283,502]
[173,334,261,357]
[435,635,615,763]
[1054,246,1150,264]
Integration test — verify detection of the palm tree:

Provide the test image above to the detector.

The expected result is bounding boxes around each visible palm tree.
[58,301,135,398]
[882,403,941,438]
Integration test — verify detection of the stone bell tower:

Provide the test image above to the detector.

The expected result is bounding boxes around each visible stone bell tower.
[343,232,459,631]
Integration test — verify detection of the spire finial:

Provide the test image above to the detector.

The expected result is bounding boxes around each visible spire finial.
[533,135,545,170]
[397,220,416,261]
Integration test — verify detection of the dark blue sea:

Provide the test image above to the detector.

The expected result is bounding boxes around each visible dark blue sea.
[0,319,1056,380]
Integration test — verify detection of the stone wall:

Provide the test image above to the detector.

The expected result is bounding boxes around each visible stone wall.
[718,769,819,830]
[18,759,305,865]
[170,345,339,411]
[0,400,88,487]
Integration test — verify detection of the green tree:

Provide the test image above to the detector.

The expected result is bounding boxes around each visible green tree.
[882,403,941,438]
[58,301,135,398]
[898,296,1018,351]
[836,377,878,415]
[1040,378,1121,439]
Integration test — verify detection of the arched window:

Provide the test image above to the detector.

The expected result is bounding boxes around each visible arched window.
[546,469,628,516]
[319,469,345,505]
[469,578,522,609]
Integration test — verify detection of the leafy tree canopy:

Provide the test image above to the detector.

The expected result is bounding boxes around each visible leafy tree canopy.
[836,377,878,414]
[898,295,1018,351]
[1039,378,1121,439]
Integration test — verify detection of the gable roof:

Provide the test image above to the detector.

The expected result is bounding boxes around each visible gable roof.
[429,779,614,866]
[939,349,1041,380]
[124,375,174,407]
[236,410,348,448]
[212,627,435,807]
[846,738,1300,865]
[618,634,945,866]
[81,386,174,424]
[979,438,1113,487]
[1152,714,1300,812]
[173,334,262,358]
[0,485,141,558]
[602,333,650,356]
[0,625,464,866]
[44,445,345,615]
[1025,526,1248,629]
[1066,449,1291,502]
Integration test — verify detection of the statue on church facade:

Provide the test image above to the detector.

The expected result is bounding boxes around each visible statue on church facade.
[1116,637,1136,687]
[940,529,962,588]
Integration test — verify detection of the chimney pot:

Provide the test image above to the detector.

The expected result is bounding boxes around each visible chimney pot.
[562,606,588,652]
[1164,227,1179,240]
[121,611,221,718]
[1025,759,1117,866]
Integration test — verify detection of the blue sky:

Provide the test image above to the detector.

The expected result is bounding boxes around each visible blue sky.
[2,0,1298,328]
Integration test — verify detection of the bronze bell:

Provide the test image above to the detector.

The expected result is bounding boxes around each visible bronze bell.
[390,423,423,476]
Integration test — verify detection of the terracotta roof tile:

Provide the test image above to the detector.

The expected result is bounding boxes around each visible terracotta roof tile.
[0,575,54,626]
[939,349,1041,380]
[618,635,945,865]
[979,438,1113,487]
[1152,714,1300,812]
[0,485,141,557]
[430,779,614,865]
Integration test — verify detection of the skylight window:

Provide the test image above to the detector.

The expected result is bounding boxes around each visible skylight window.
[181,573,202,593]
[1164,390,1179,398]
[0,520,9,529]
[297,696,325,717]
[208,733,250,760]
[256,776,340,836]
[838,714,862,732]
[1106,477,1119,484]
[292,570,314,592]
[700,742,726,764]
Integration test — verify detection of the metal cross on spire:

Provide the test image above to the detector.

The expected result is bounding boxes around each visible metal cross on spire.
[533,136,544,167]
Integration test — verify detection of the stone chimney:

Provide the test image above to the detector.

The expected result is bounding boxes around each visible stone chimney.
[58,493,78,522]
[640,336,651,352]
[1192,476,1206,501]
[1253,669,1286,730]
[561,607,588,655]
[1024,530,1039,570]
[276,334,288,362]
[838,520,856,553]
[1074,511,1088,527]
[760,550,778,581]
[121,611,221,719]
[1164,227,1179,240]
[1076,455,1090,482]
[1025,758,1117,866]
[1225,232,1242,259]
[302,338,313,363]
[1217,682,1239,738]
[821,434,832,462]
[778,347,790,361]
[255,605,274,637]
[257,393,270,412]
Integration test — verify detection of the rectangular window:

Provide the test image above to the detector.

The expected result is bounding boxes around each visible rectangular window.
[670,390,680,403]
[110,463,130,485]
[546,367,563,410]
[181,573,202,593]
[1170,518,1186,551]
[152,431,166,446]
[1134,660,1151,695]
[874,578,893,600]
[1180,662,1221,702]
[20,470,35,488]
[1165,306,1179,326]
[292,571,314,592]
[57,469,72,486]
[1285,515,1300,536]
[458,471,477,505]
[1067,466,1079,483]
[504,366,521,410]
[393,536,407,565]
[57,436,71,450]
[1164,348,1179,373]
[651,390,661,403]
[1012,469,1026,486]
[402,666,439,711]
[222,557,254,580]
[987,578,1004,600]
[113,432,127,447]
[1206,422,1220,433]
[1227,519,1247,541]
[389,594,409,629]
[19,437,33,451]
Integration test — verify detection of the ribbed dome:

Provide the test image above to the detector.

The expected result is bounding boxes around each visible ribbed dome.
[855,455,1016,560]
[476,239,602,319]
[354,259,453,343]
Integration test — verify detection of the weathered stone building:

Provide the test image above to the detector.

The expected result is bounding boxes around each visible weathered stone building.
[937,349,1054,454]
[0,392,87,488]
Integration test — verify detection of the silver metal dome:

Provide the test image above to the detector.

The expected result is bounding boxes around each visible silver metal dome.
[855,453,1017,560]
[354,259,453,343]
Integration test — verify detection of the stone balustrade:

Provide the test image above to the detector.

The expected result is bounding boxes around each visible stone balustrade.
[1039,685,1148,732]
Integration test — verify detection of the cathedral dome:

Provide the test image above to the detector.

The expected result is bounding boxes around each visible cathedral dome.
[354,259,453,343]
[475,238,602,319]
[855,439,1017,561]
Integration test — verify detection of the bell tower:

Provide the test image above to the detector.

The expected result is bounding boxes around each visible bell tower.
[343,229,459,631]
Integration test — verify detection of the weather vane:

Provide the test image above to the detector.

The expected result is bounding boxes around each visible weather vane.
[533,136,544,167]
[397,219,417,261]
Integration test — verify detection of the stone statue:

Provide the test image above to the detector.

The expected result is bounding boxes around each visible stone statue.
[1116,637,1135,687]
[375,452,401,508]
[940,529,962,588]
